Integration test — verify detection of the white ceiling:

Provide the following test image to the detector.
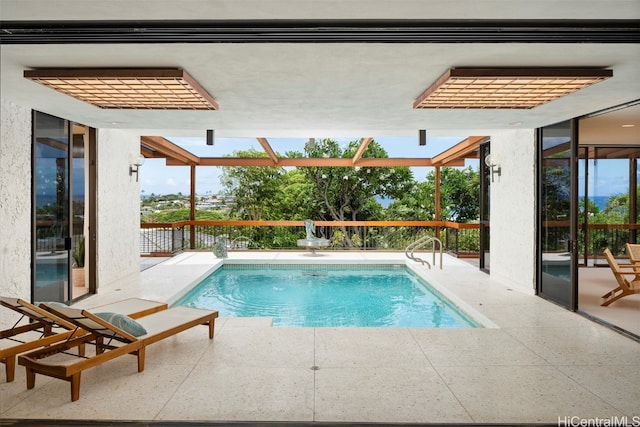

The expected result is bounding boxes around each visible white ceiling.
[1,0,639,139]
[3,0,639,21]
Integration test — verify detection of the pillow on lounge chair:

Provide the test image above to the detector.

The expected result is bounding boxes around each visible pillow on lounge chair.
[37,301,68,307]
[94,312,147,337]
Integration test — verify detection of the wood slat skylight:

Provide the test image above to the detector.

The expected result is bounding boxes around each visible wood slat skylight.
[413,68,612,109]
[24,68,218,110]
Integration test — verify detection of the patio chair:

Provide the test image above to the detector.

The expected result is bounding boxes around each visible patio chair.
[625,242,640,264]
[601,248,640,306]
[0,297,81,383]
[18,303,218,401]
[1,297,168,383]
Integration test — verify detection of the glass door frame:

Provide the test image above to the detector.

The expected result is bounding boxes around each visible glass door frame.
[479,140,490,273]
[31,111,71,302]
[536,119,579,311]
[31,111,96,303]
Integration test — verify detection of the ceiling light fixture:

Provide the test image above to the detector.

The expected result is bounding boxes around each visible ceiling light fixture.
[419,130,427,146]
[413,68,612,110]
[24,68,219,110]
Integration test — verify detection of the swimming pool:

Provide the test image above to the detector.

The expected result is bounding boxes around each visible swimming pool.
[176,264,479,328]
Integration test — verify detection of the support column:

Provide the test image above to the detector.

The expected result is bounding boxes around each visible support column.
[190,164,196,249]
[435,166,441,239]
[631,158,637,243]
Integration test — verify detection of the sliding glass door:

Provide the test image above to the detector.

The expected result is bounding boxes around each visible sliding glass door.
[33,112,70,301]
[479,141,491,272]
[33,112,93,303]
[537,119,578,309]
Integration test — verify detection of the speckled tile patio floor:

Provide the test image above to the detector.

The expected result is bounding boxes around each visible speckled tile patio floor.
[1,251,638,425]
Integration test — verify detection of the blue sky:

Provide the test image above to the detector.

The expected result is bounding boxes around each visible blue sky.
[138,136,632,197]
[139,136,476,196]
[579,158,637,198]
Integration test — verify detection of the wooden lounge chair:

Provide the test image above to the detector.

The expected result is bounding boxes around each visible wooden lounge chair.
[0,297,81,383]
[601,248,640,306]
[0,297,168,383]
[18,303,218,401]
[86,297,169,319]
[625,242,640,264]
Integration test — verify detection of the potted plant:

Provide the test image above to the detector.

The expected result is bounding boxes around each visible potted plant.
[72,237,85,287]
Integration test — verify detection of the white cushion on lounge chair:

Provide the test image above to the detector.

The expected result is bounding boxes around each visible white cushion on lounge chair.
[135,306,215,338]
[88,298,168,319]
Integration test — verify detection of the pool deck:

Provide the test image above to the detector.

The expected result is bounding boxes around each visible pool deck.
[1,251,639,425]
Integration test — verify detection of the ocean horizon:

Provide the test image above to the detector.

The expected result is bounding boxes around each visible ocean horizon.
[583,195,610,210]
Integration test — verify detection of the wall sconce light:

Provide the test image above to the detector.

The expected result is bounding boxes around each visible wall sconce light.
[129,156,145,182]
[484,154,501,182]
[206,129,215,146]
[419,129,427,146]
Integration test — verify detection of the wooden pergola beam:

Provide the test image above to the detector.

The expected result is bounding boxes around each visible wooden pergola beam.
[36,137,67,153]
[191,157,277,167]
[193,157,438,167]
[140,146,156,158]
[140,136,201,165]
[256,137,280,164]
[146,136,474,168]
[352,137,373,164]
[431,135,488,166]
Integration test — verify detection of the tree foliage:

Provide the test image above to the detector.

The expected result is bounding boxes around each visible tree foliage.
[276,169,317,220]
[207,140,484,248]
[220,148,286,220]
[387,166,479,222]
[292,138,414,221]
[288,138,414,246]
[141,209,225,223]
[438,166,480,222]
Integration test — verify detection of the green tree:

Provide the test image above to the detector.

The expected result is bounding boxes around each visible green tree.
[387,166,480,222]
[578,197,601,223]
[276,169,317,220]
[598,193,631,223]
[542,164,570,222]
[141,209,225,223]
[293,138,413,220]
[385,181,435,220]
[291,138,414,247]
[220,148,287,220]
[439,166,480,222]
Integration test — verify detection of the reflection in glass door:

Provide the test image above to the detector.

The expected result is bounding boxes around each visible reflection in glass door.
[538,119,578,309]
[33,112,70,302]
[71,124,88,296]
[580,156,632,265]
[479,141,490,272]
[33,112,91,303]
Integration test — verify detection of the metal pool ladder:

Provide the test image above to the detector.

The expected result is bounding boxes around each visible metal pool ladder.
[405,236,443,269]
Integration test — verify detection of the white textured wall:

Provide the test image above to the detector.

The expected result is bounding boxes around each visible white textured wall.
[489,129,537,294]
[0,101,32,326]
[96,129,140,290]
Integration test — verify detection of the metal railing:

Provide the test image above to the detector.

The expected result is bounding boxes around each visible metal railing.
[580,223,640,258]
[140,220,640,264]
[139,220,480,257]
[405,236,443,269]
[543,222,640,266]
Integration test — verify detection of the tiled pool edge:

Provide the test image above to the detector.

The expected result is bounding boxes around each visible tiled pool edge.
[405,262,499,329]
[165,257,224,306]
[160,251,498,329]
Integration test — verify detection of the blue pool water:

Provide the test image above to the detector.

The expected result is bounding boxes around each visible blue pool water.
[176,265,478,328]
